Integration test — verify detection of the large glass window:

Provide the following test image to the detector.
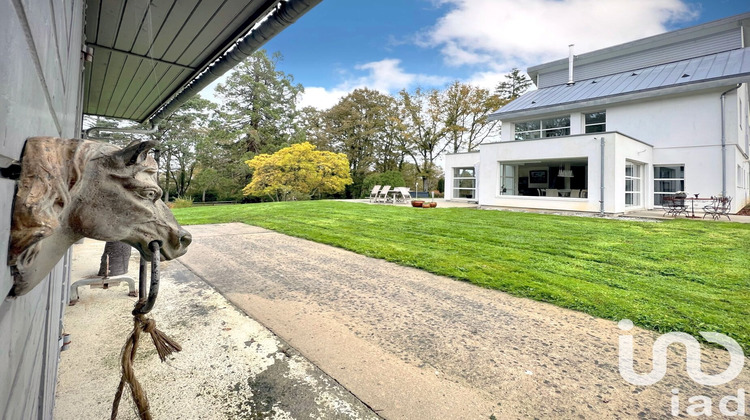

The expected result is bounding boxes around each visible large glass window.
[654,165,684,206]
[514,120,541,140]
[585,111,606,133]
[499,164,515,195]
[453,167,476,199]
[494,160,588,197]
[515,116,570,140]
[625,162,643,207]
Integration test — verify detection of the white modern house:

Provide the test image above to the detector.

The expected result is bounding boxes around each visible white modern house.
[445,12,750,214]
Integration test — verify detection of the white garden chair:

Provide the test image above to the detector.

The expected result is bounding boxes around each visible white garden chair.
[376,185,391,203]
[368,185,381,202]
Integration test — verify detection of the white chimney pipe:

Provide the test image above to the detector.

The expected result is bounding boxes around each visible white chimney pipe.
[567,44,575,85]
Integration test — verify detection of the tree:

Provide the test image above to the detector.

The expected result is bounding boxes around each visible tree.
[495,68,532,101]
[191,167,224,202]
[296,106,328,150]
[216,50,303,156]
[322,88,401,197]
[397,87,449,192]
[443,81,504,152]
[243,142,352,201]
[151,96,215,200]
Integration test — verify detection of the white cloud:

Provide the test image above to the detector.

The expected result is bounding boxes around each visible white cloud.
[425,0,698,67]
[464,70,507,91]
[298,58,452,110]
[354,59,418,92]
[297,87,350,110]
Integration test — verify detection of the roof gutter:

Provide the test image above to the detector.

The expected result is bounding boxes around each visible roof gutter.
[720,84,741,197]
[84,124,159,140]
[146,0,322,125]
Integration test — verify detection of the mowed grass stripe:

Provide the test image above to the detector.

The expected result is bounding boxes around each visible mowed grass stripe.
[173,201,750,349]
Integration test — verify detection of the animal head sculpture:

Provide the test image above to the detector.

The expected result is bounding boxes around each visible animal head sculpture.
[8,137,191,296]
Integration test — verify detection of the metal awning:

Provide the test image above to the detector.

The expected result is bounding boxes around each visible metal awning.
[83,0,321,125]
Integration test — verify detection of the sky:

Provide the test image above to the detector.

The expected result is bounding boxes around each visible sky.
[201,0,750,110]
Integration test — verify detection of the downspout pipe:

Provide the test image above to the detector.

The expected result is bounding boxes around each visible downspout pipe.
[720,84,741,197]
[147,0,322,125]
[600,137,605,215]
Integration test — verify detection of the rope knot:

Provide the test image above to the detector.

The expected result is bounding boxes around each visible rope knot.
[142,318,157,334]
[111,313,181,420]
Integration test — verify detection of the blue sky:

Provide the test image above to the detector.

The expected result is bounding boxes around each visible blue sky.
[203,0,750,109]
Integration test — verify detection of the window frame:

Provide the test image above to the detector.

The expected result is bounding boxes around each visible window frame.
[452,167,476,199]
[653,165,685,207]
[625,162,643,208]
[515,115,571,140]
[498,164,516,195]
[584,111,606,133]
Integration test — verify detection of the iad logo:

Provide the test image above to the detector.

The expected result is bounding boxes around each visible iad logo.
[617,319,746,417]
[618,319,744,386]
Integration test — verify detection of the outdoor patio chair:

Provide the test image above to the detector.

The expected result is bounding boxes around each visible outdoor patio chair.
[395,187,412,203]
[703,196,732,220]
[368,185,381,203]
[663,196,688,217]
[569,189,580,198]
[545,189,559,197]
[376,185,391,203]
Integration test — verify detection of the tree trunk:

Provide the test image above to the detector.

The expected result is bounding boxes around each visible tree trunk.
[98,241,132,277]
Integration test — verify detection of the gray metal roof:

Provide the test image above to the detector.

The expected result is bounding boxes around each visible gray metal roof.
[83,0,321,124]
[492,47,750,120]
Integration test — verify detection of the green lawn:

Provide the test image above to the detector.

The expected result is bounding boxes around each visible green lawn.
[173,201,750,350]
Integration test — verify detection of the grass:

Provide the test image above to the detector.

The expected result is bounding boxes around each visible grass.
[173,201,750,350]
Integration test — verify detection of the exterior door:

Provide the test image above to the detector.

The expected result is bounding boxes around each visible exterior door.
[625,162,643,208]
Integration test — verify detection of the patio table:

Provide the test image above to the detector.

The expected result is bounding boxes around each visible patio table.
[684,197,713,218]
[387,189,405,204]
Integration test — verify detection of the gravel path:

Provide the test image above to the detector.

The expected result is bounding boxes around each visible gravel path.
[179,223,749,420]
[55,239,378,420]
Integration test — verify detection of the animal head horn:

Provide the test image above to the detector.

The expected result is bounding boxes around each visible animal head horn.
[111,140,158,167]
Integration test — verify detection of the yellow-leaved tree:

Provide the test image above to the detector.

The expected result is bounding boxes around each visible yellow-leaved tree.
[243,142,353,201]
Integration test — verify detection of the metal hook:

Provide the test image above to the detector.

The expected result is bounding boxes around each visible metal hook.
[134,241,160,315]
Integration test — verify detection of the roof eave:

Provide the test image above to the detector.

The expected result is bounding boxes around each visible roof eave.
[146,0,322,124]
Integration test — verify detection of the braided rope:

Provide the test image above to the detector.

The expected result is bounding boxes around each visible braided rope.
[110,301,182,420]
[111,242,180,420]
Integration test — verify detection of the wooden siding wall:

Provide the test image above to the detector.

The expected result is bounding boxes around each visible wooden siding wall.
[0,0,84,418]
[539,28,742,88]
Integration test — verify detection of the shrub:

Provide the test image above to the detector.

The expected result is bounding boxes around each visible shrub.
[171,197,194,208]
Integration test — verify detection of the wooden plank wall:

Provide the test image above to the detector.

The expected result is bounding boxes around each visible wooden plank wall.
[0,0,84,418]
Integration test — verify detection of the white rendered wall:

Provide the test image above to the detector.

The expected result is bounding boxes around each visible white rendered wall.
[444,152,480,200]
[609,87,746,211]
[607,89,726,148]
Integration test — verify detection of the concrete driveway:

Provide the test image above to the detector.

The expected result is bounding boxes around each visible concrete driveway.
[179,223,750,420]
